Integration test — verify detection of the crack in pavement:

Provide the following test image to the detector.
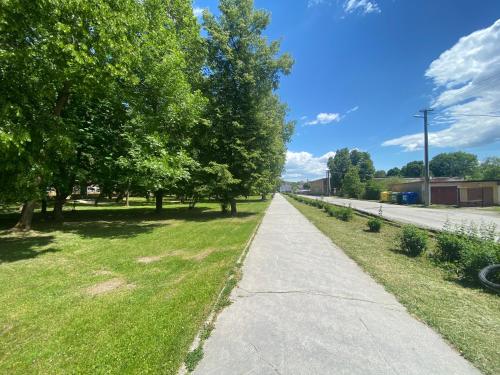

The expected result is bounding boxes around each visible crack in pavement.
[237,286,404,311]
[359,317,400,375]
[248,341,282,375]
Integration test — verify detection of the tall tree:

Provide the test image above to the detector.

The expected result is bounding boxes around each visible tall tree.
[202,0,293,215]
[429,152,478,178]
[0,0,143,228]
[401,161,424,178]
[342,166,364,198]
[386,167,401,177]
[349,150,375,182]
[327,148,351,191]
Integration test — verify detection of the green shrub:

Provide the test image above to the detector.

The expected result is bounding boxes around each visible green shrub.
[459,241,499,281]
[398,225,428,256]
[367,218,382,232]
[326,205,337,217]
[364,180,383,200]
[436,231,466,261]
[338,207,353,221]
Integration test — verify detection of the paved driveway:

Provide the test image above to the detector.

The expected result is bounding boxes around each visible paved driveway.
[302,195,500,234]
[193,194,480,374]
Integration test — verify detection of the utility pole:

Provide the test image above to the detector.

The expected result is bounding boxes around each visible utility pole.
[414,109,433,206]
[326,169,331,196]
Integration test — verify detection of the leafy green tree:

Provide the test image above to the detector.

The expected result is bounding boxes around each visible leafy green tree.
[0,0,144,228]
[387,167,401,177]
[374,170,386,178]
[349,150,375,182]
[401,161,424,178]
[342,166,364,198]
[202,0,293,215]
[478,157,500,180]
[429,152,478,178]
[328,148,351,191]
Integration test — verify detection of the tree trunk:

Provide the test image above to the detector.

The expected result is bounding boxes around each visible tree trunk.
[155,190,163,212]
[13,200,36,231]
[261,193,267,201]
[230,198,237,216]
[41,199,47,215]
[125,191,130,207]
[53,190,67,222]
[221,201,228,213]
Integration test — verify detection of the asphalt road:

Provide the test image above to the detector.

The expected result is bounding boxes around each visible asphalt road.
[301,195,500,234]
[193,194,479,374]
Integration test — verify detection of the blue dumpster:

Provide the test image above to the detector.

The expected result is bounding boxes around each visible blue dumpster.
[402,192,418,205]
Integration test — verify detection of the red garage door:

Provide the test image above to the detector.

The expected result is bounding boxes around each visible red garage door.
[431,186,458,205]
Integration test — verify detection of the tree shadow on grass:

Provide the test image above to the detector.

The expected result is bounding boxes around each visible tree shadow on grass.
[0,204,258,238]
[0,235,59,263]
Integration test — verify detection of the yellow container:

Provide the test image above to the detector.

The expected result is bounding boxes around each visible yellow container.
[380,191,391,202]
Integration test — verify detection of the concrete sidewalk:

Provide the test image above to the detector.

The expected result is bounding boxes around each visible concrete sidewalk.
[193,194,480,375]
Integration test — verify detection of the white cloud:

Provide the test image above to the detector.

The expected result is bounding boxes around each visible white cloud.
[383,19,500,151]
[306,112,341,125]
[193,7,204,18]
[344,0,381,15]
[308,0,328,8]
[346,105,359,114]
[283,151,336,181]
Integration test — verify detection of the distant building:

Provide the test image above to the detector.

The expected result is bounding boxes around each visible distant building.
[280,182,292,193]
[308,177,329,196]
[390,179,500,206]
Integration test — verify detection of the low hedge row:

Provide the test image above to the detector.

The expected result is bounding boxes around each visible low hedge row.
[286,194,500,285]
[287,194,353,222]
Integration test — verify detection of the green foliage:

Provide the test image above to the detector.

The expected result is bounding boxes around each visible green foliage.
[342,166,364,198]
[459,242,499,281]
[199,0,293,213]
[328,148,375,191]
[401,161,424,178]
[367,217,382,232]
[430,152,478,178]
[350,150,375,182]
[288,195,353,221]
[364,180,384,200]
[398,225,428,256]
[478,157,500,180]
[327,148,351,190]
[436,221,500,281]
[374,170,386,178]
[436,231,466,261]
[386,167,401,177]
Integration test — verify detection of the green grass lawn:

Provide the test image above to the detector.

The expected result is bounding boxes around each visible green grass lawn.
[0,198,269,374]
[286,196,500,375]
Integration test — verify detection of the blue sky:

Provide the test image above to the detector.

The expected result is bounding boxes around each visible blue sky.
[193,0,500,181]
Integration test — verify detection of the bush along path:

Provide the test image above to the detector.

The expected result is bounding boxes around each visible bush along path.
[286,194,500,375]
[192,194,480,375]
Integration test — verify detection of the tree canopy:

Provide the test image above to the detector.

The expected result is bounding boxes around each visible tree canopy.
[429,152,478,178]
[0,0,293,228]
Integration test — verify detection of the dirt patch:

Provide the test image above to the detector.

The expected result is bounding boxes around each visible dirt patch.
[136,256,163,264]
[93,270,114,276]
[85,278,135,296]
[1,323,14,336]
[188,248,216,261]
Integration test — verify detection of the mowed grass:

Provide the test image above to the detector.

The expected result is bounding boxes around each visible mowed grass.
[286,196,500,375]
[0,198,269,374]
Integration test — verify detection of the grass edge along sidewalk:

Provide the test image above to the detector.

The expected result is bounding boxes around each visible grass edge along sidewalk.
[0,198,270,374]
[285,195,500,375]
[180,209,265,374]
